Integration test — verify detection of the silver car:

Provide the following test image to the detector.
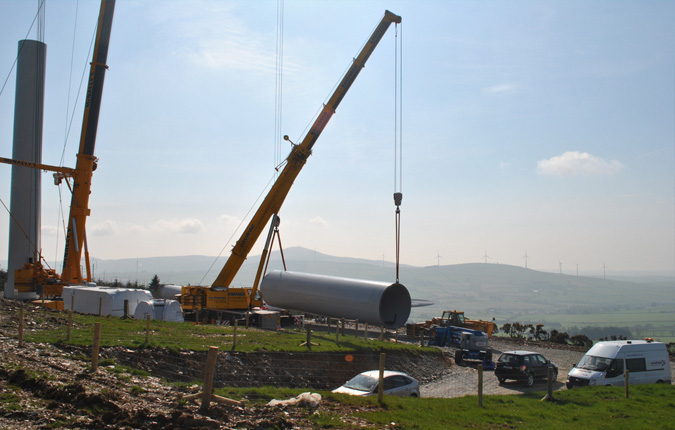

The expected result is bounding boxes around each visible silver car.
[332,370,420,397]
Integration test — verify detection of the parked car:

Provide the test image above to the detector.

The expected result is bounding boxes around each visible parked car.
[495,351,558,387]
[332,370,420,397]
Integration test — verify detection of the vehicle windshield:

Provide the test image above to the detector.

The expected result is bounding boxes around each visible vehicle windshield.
[343,374,378,392]
[577,355,613,371]
[498,354,522,365]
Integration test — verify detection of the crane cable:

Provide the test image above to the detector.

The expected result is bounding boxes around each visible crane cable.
[393,22,403,283]
[274,0,284,175]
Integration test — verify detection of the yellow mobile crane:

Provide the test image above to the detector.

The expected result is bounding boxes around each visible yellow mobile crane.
[1,0,115,299]
[180,10,402,321]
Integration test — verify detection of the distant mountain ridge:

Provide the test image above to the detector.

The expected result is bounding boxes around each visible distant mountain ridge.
[2,248,673,332]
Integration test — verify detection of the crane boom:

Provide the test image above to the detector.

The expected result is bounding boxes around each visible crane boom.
[211,10,401,288]
[60,0,115,284]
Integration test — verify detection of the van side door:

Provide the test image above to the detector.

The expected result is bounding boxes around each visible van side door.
[625,357,647,385]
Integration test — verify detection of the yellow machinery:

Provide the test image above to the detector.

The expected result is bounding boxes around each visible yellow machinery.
[0,0,116,297]
[430,310,498,337]
[180,11,402,320]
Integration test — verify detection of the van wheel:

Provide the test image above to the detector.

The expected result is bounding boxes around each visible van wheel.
[525,373,534,387]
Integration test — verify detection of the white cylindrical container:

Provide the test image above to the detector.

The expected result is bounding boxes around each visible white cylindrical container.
[260,270,411,328]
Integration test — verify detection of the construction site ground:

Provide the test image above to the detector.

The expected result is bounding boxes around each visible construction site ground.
[1,299,673,429]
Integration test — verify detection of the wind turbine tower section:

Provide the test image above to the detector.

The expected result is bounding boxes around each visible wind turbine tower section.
[5,39,47,300]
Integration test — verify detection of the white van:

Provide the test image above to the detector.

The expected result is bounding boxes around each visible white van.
[566,339,671,388]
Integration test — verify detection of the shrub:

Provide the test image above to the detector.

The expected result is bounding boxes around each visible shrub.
[570,334,592,347]
[550,330,569,344]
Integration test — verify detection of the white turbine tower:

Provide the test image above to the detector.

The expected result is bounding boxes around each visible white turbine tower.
[435,251,443,267]
[482,250,490,264]
[602,261,609,280]
[523,251,530,269]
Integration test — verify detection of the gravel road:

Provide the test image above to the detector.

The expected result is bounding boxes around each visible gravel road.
[423,338,632,398]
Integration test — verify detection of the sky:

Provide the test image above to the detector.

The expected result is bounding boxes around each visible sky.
[0,0,674,279]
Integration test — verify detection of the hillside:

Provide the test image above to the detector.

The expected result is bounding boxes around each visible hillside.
[5,248,673,339]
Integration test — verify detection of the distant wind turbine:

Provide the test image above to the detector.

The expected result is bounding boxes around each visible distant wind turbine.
[482,250,490,264]
[435,251,442,267]
[523,251,530,269]
[559,260,562,275]
[602,261,608,279]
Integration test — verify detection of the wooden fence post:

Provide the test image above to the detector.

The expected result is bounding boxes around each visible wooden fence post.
[245,311,250,328]
[378,353,386,404]
[201,346,219,411]
[98,297,102,316]
[341,319,345,336]
[67,310,73,341]
[364,323,368,341]
[306,323,312,351]
[625,369,630,399]
[145,314,151,344]
[477,364,484,407]
[70,294,75,311]
[419,330,425,347]
[18,307,24,348]
[123,299,129,318]
[232,319,238,351]
[91,322,101,372]
[541,366,555,401]
[335,322,339,343]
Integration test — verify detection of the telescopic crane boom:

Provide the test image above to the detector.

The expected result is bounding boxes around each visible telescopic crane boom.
[179,10,401,318]
[213,10,401,289]
[1,0,115,293]
[60,0,115,284]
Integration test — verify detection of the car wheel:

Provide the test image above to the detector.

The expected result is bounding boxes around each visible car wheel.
[525,373,534,387]
[498,377,506,385]
[455,350,463,365]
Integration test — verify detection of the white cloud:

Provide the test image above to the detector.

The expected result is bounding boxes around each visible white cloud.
[91,220,117,236]
[309,216,329,227]
[483,83,519,94]
[219,214,241,225]
[537,151,624,177]
[154,2,280,74]
[41,225,59,235]
[150,218,205,234]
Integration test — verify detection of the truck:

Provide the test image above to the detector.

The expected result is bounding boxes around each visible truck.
[429,325,493,365]
[179,10,402,323]
[566,339,671,388]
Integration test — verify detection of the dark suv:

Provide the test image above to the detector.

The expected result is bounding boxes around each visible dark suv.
[495,351,558,386]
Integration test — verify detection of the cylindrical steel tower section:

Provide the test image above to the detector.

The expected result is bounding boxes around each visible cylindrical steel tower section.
[260,270,411,328]
[6,39,47,300]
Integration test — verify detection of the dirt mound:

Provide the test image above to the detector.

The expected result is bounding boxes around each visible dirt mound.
[0,298,446,429]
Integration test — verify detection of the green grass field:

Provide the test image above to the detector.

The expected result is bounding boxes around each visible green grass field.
[7,305,675,429]
[213,385,675,429]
